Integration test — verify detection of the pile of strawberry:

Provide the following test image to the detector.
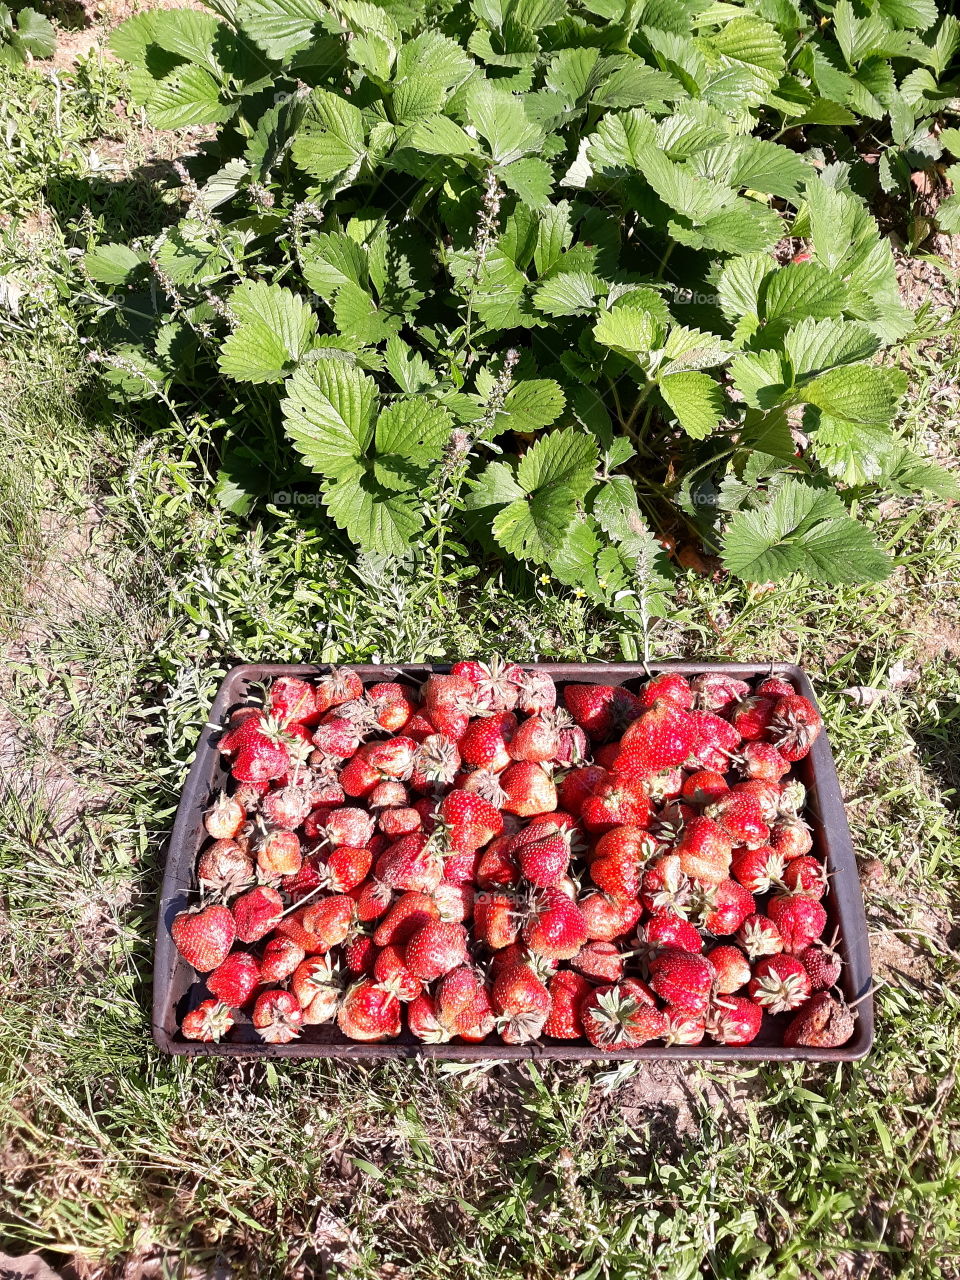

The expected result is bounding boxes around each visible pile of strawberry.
[170,661,857,1052]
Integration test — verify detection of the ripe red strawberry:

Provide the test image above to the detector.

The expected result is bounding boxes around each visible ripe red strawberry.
[589,841,645,900]
[204,792,245,840]
[378,807,422,839]
[768,893,827,954]
[507,711,558,764]
[707,995,762,1045]
[706,945,751,994]
[260,783,311,830]
[557,764,607,816]
[737,913,784,960]
[324,807,376,848]
[475,836,519,890]
[728,696,776,742]
[373,891,440,947]
[302,894,356,951]
[732,778,783,822]
[267,676,317,726]
[757,676,796,697]
[367,681,418,731]
[492,963,551,1044]
[311,714,363,760]
[343,933,378,976]
[410,734,461,791]
[499,762,557,817]
[339,748,382,798]
[408,992,453,1043]
[542,969,592,1039]
[523,887,588,960]
[748,954,812,1013]
[375,833,442,892]
[451,656,523,711]
[697,879,755,935]
[615,700,698,774]
[252,989,304,1044]
[292,955,342,1024]
[364,736,417,781]
[739,741,790,781]
[768,693,822,761]
[172,904,237,970]
[663,1010,706,1045]
[442,844,483,886]
[798,938,842,990]
[593,742,622,770]
[434,879,474,923]
[640,854,692,917]
[649,949,715,1016]
[686,711,740,772]
[404,711,437,744]
[680,770,729,804]
[473,890,520,949]
[579,891,641,942]
[731,846,786,895]
[196,839,255,896]
[690,673,751,712]
[460,711,517,771]
[642,913,703,954]
[230,716,308,784]
[706,793,769,849]
[374,943,424,1000]
[580,774,650,834]
[436,965,494,1039]
[516,668,557,714]
[782,856,827,898]
[207,951,261,1007]
[181,999,235,1042]
[489,942,553,980]
[404,920,469,981]
[562,683,642,742]
[313,666,363,714]
[783,992,856,1047]
[515,828,572,887]
[256,829,302,877]
[555,718,589,766]
[274,906,324,953]
[571,940,625,983]
[676,816,732,885]
[581,979,667,1050]
[350,876,393,923]
[638,671,693,710]
[439,789,504,850]
[337,980,402,1041]
[769,816,814,861]
[421,673,474,740]
[261,934,306,982]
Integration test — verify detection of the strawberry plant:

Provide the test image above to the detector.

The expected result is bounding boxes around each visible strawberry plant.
[85,0,960,612]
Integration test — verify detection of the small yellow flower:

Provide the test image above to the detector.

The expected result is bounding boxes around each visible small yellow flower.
[597,577,608,589]
[539,573,551,584]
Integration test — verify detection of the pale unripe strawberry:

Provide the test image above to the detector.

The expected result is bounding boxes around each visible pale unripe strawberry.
[204,792,245,839]
[293,955,342,1024]
[706,945,751,994]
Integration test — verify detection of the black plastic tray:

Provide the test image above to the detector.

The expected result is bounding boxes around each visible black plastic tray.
[153,663,874,1061]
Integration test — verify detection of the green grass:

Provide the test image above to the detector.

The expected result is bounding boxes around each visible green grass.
[2,45,960,1280]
